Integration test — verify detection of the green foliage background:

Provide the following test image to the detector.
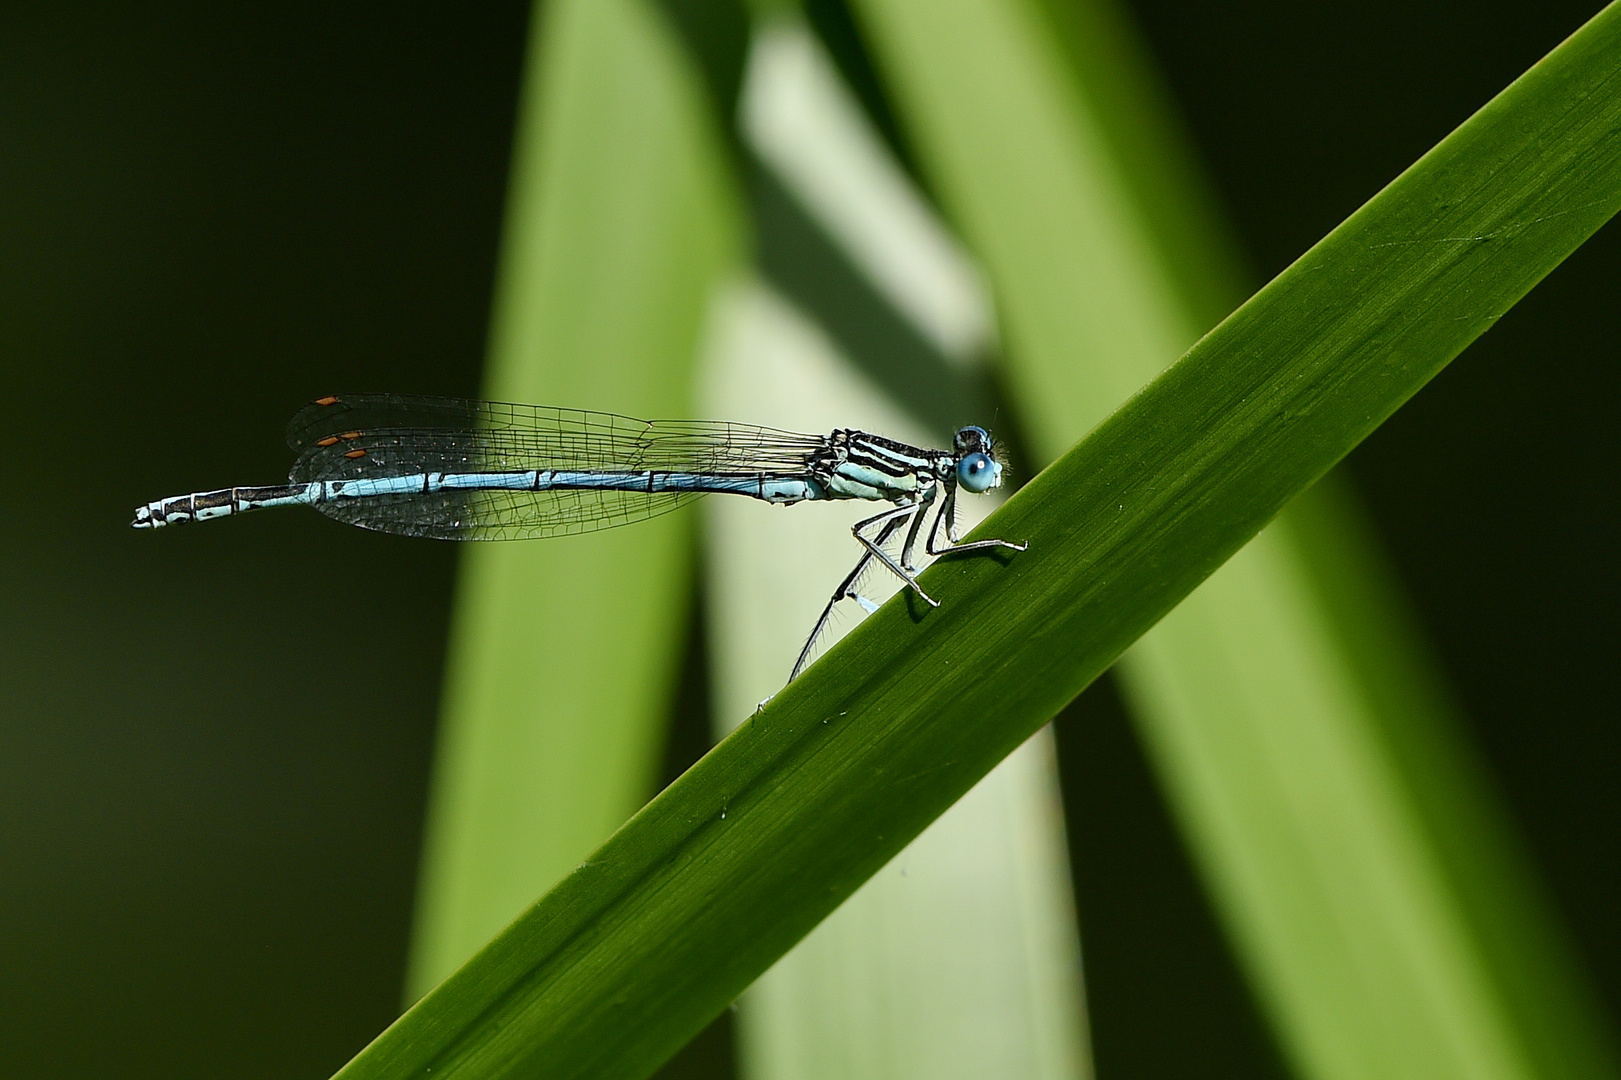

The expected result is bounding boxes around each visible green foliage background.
[0,1,1616,1079]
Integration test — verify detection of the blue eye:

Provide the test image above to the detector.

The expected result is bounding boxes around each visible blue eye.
[956,452,998,493]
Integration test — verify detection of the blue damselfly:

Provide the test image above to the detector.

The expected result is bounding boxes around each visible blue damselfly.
[133,394,1026,680]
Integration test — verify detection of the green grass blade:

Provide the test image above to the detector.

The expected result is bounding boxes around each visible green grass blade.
[403,0,741,998]
[335,7,1621,1077]
[851,0,1620,1075]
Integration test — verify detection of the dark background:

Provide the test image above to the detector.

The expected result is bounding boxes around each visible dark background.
[0,2,1614,1078]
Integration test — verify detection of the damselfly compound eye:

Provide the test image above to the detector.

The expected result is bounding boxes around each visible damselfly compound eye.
[957,452,998,493]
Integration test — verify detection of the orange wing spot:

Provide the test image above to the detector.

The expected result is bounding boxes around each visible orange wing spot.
[315,396,340,406]
[316,436,340,447]
[344,449,368,459]
[340,430,361,440]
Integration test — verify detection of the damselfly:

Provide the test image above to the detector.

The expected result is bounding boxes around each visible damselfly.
[133,394,1026,680]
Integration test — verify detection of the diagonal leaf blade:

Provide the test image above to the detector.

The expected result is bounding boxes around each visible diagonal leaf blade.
[334,7,1621,1079]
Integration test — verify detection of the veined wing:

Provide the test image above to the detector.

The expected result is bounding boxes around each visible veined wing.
[283,394,829,541]
[287,394,826,475]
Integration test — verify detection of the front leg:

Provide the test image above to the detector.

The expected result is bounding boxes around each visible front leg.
[926,482,1029,558]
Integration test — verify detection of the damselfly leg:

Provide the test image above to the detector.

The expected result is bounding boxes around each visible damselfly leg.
[790,509,916,681]
[927,482,1028,558]
[788,490,1027,682]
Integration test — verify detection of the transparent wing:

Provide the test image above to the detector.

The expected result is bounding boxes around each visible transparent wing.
[284,394,827,541]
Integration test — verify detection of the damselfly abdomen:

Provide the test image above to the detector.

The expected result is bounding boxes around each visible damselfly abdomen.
[133,394,1026,680]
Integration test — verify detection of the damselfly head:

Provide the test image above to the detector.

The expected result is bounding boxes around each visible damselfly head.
[952,425,1003,493]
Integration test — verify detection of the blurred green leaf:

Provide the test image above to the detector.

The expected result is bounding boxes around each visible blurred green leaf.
[853,0,1619,1076]
[711,21,1089,1080]
[332,7,1621,1077]
[404,0,741,998]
